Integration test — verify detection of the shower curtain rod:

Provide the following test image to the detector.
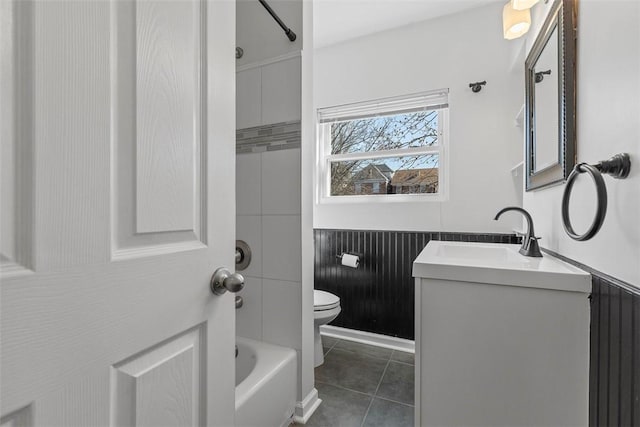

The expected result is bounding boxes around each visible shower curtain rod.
[258,0,297,42]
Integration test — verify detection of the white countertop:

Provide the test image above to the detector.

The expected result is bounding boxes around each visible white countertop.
[413,241,591,293]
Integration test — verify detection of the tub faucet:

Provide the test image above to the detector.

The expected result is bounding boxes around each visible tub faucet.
[494,207,542,257]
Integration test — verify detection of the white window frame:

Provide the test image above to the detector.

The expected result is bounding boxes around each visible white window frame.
[317,90,449,204]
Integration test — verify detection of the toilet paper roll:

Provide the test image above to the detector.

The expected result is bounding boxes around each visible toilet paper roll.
[341,253,360,268]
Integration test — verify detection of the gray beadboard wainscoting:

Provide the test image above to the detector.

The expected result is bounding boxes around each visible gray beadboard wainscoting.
[313,231,639,426]
[590,277,640,427]
[313,229,521,340]
[542,250,640,427]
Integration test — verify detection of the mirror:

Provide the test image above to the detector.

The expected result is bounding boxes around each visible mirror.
[525,0,577,191]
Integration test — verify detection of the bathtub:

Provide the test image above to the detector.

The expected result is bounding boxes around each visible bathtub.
[235,337,297,427]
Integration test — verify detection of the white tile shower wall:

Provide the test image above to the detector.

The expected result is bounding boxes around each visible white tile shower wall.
[236,68,262,129]
[236,276,263,341]
[236,147,302,352]
[262,278,303,349]
[262,149,301,215]
[236,153,261,216]
[263,215,302,282]
[236,58,302,129]
[261,58,302,125]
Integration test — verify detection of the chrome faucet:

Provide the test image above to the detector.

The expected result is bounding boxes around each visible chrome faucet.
[494,207,542,257]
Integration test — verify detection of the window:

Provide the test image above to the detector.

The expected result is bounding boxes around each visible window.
[317,90,449,202]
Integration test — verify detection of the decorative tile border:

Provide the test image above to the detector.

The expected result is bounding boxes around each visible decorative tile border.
[236,121,301,154]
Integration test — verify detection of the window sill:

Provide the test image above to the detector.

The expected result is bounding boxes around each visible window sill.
[318,193,447,204]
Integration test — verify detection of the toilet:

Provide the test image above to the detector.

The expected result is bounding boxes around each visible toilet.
[314,289,341,367]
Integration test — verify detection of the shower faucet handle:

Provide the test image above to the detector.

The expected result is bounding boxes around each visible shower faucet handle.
[210,267,245,295]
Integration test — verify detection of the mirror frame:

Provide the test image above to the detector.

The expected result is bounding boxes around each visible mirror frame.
[525,0,577,191]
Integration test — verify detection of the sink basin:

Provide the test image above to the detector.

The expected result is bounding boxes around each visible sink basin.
[435,242,529,264]
[413,241,590,292]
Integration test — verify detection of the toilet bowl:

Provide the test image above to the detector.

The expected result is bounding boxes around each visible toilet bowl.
[314,290,341,367]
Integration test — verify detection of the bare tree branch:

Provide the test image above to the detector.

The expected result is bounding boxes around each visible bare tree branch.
[329,111,440,195]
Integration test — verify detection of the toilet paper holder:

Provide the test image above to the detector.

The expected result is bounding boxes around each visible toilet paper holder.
[335,253,361,268]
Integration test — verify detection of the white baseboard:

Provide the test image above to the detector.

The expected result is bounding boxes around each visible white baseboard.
[320,325,415,353]
[293,387,322,424]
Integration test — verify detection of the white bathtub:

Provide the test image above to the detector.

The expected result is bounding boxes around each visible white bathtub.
[235,337,297,427]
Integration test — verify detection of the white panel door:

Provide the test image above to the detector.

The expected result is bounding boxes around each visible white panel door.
[0,0,236,426]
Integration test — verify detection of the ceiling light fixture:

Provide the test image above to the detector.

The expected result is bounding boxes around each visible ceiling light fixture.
[503,1,532,40]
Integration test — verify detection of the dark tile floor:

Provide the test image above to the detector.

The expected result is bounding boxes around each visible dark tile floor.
[303,336,415,427]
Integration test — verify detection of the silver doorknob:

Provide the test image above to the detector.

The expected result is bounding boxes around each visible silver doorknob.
[210,267,245,295]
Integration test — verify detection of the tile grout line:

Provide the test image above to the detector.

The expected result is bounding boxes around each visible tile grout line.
[329,345,397,363]
[373,395,415,408]
[315,380,415,409]
[323,338,340,357]
[389,351,415,366]
[373,357,392,396]
[315,380,372,398]
[390,360,414,367]
[360,357,392,427]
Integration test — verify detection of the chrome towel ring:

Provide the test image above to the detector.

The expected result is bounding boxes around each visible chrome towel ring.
[561,153,631,241]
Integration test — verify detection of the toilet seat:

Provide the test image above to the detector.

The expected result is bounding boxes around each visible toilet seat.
[314,290,340,311]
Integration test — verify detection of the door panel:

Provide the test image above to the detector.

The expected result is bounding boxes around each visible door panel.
[134,0,202,235]
[1,0,37,276]
[111,326,205,427]
[112,0,207,259]
[0,0,236,425]
[33,0,112,270]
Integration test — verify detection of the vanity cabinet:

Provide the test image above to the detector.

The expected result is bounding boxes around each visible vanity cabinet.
[413,241,591,427]
[236,55,301,130]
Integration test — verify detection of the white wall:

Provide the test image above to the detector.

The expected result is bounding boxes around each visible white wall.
[523,0,640,287]
[313,3,523,233]
[299,0,317,417]
[237,0,302,66]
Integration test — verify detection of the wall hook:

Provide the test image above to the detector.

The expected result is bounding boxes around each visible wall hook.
[236,47,244,59]
[469,81,486,93]
[535,69,551,83]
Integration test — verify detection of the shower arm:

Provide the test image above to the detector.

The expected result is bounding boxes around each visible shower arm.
[258,0,297,42]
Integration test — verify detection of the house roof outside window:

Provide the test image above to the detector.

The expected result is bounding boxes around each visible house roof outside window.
[391,168,438,188]
[353,163,394,184]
